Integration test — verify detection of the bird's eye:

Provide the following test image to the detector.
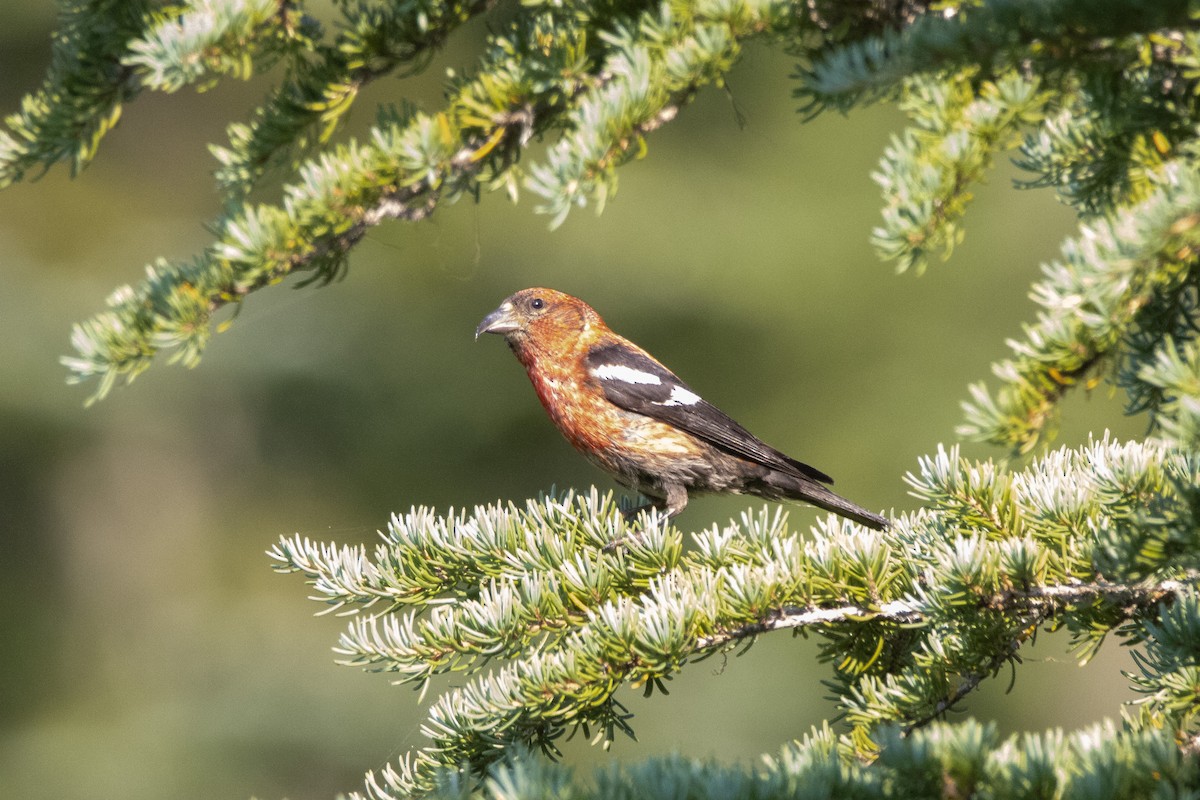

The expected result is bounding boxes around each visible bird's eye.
[530,297,545,310]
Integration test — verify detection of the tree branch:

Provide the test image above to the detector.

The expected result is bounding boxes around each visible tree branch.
[697,575,1198,652]
[693,575,1197,737]
[694,599,922,650]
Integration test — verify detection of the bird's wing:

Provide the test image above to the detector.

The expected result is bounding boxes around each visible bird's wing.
[585,342,833,484]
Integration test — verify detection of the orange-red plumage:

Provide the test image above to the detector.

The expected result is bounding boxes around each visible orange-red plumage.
[476,288,888,530]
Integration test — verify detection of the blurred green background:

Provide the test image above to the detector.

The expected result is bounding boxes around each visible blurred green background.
[0,4,1147,799]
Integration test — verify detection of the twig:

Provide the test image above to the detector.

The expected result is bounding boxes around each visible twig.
[695,599,921,650]
[694,575,1199,653]
[693,575,1197,735]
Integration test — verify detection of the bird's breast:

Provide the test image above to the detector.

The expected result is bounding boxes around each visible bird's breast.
[525,366,610,450]
[523,359,714,479]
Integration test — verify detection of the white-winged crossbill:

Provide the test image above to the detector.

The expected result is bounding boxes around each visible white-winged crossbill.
[477,288,888,530]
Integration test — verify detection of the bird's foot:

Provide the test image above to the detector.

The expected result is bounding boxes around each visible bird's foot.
[606,498,672,551]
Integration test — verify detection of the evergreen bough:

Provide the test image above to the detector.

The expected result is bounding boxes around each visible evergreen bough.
[7,0,1200,797]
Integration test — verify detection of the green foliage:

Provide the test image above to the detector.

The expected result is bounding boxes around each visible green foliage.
[8,0,1200,797]
[871,71,1052,274]
[958,164,1200,452]
[797,0,1191,116]
[1,0,1192,419]
[0,0,153,185]
[124,0,299,93]
[42,0,815,402]
[399,721,1197,800]
[272,438,1199,796]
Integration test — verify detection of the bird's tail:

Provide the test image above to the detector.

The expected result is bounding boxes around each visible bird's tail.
[762,471,889,531]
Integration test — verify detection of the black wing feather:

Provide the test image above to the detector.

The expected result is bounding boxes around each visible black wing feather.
[586,343,833,484]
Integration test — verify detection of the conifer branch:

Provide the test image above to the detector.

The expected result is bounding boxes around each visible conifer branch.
[271,432,1200,794]
[58,117,518,400]
[871,71,1052,273]
[959,162,1200,451]
[122,0,295,93]
[694,574,1199,654]
[796,0,1192,114]
[211,0,499,197]
[57,0,813,399]
[694,600,922,649]
[0,0,152,186]
[5,0,1196,403]
[390,720,1200,800]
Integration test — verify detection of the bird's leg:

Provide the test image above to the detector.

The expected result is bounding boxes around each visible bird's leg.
[621,496,666,521]
[607,488,684,551]
[619,485,686,521]
[608,499,660,551]
[663,484,688,517]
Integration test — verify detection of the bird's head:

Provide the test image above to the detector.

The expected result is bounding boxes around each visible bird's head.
[475,288,601,355]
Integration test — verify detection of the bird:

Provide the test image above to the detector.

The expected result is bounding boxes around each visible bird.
[475,288,889,530]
